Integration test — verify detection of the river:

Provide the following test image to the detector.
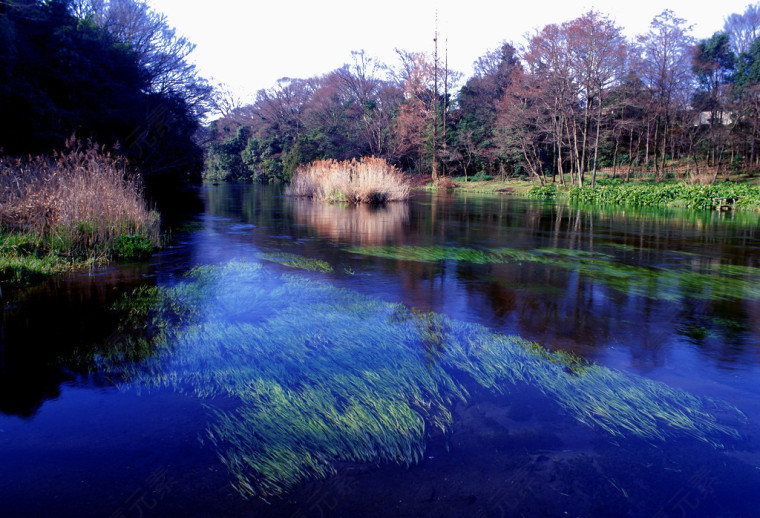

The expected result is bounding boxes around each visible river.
[2,183,759,517]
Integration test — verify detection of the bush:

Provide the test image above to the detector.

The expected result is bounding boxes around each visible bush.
[471,171,494,181]
[527,184,558,198]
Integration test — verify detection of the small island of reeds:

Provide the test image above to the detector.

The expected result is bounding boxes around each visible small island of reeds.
[285,157,411,203]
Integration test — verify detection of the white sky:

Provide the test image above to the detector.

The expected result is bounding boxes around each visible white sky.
[148,0,756,102]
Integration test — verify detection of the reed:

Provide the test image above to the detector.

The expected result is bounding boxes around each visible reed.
[0,141,160,264]
[285,157,411,203]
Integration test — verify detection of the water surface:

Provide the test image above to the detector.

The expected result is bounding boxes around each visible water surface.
[2,184,760,517]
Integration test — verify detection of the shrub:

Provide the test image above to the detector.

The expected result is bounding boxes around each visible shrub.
[286,157,411,203]
[527,184,558,198]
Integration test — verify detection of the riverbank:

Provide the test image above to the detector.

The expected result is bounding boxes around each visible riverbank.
[421,176,536,195]
[527,179,760,211]
[0,145,160,287]
[419,173,760,212]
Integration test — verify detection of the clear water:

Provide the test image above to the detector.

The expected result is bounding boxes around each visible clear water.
[2,184,760,517]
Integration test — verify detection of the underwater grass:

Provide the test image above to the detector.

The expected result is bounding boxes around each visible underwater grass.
[104,261,744,499]
[259,252,333,273]
[348,245,760,303]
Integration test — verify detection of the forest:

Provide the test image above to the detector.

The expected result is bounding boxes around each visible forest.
[0,0,210,193]
[2,1,760,191]
[204,5,760,187]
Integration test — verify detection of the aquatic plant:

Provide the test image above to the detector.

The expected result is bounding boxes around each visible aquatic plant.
[259,252,333,272]
[0,231,78,284]
[348,245,760,302]
[285,157,411,203]
[106,261,744,499]
[528,181,760,211]
[0,143,160,278]
[347,245,545,265]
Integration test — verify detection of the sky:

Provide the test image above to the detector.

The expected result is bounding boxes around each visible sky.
[147,0,756,103]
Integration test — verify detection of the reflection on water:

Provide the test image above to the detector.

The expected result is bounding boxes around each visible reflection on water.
[2,184,760,517]
[0,265,153,416]
[288,197,410,246]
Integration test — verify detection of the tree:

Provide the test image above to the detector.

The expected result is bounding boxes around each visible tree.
[732,35,760,167]
[635,10,695,177]
[390,49,435,173]
[692,32,735,173]
[0,0,211,192]
[73,0,211,116]
[211,82,246,119]
[724,3,760,55]
[456,42,521,178]
[565,11,627,185]
[521,22,580,185]
[0,0,146,154]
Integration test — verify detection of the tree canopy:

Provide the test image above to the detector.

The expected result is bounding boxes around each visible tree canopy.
[203,4,760,185]
[0,0,210,191]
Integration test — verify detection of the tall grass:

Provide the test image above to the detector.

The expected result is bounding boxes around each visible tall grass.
[285,157,411,203]
[0,141,160,264]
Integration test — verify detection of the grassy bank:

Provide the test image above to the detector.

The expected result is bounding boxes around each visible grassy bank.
[1,144,160,286]
[286,157,411,203]
[421,176,536,195]
[527,180,760,211]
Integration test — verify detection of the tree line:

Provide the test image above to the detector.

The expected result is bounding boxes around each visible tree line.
[0,0,211,193]
[204,5,760,186]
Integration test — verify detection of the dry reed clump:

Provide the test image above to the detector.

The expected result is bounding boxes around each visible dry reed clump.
[0,141,159,258]
[286,157,411,203]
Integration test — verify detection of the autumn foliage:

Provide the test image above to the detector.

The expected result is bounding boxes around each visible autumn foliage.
[286,157,411,203]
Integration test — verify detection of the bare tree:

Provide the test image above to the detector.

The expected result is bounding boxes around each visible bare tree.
[565,11,627,185]
[635,10,695,177]
[724,3,760,55]
[212,83,246,119]
[73,0,211,115]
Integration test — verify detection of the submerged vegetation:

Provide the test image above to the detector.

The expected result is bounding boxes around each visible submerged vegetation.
[259,252,333,272]
[285,158,411,203]
[0,144,160,285]
[102,260,743,499]
[528,181,760,211]
[348,245,760,302]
